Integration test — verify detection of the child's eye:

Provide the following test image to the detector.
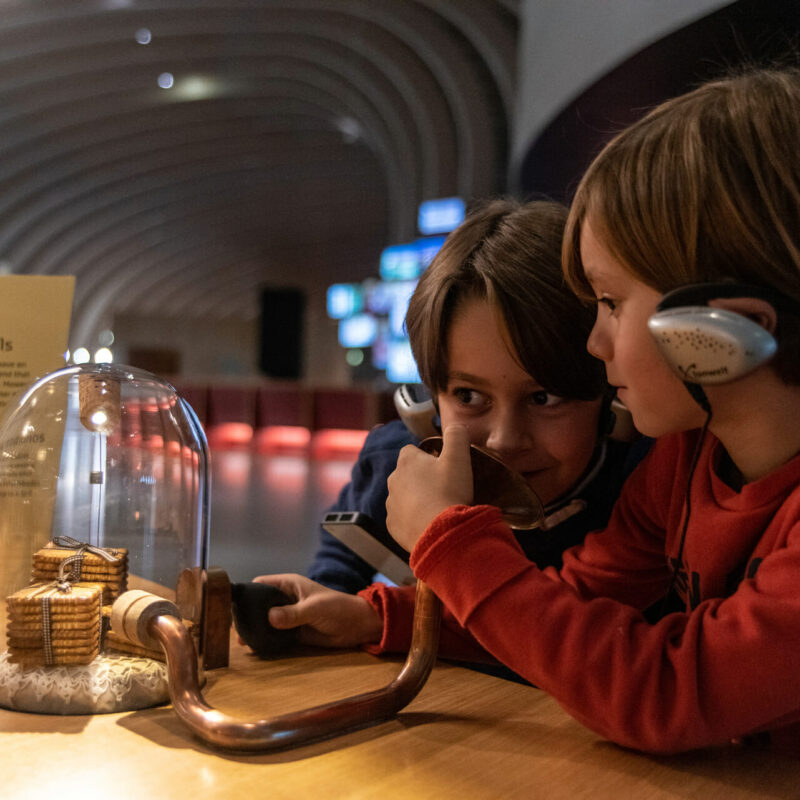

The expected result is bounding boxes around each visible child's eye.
[452,387,486,408]
[530,390,564,408]
[597,296,617,313]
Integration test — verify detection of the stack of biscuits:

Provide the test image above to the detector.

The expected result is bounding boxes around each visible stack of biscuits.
[6,582,104,667]
[31,542,128,606]
[3,538,188,667]
[103,626,165,662]
[3,538,132,669]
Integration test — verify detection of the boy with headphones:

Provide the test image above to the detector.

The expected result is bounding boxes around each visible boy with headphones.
[302,199,643,596]
[259,68,800,755]
[255,199,647,666]
[379,68,800,754]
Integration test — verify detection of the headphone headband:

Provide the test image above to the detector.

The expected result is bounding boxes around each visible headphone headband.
[657,282,799,314]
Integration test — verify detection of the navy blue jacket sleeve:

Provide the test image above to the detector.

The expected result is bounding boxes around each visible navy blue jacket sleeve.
[306,420,418,593]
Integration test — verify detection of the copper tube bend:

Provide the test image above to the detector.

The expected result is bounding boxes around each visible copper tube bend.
[143,581,441,751]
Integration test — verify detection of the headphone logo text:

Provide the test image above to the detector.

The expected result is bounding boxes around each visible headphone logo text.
[678,363,729,381]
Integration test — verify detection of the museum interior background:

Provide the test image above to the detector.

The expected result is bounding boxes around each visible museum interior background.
[0,0,797,578]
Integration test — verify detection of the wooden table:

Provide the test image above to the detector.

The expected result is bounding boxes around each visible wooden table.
[2,640,797,800]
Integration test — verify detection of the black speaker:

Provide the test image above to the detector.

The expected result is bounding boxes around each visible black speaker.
[259,287,305,379]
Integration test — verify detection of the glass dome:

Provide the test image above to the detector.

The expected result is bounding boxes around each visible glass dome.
[0,363,209,629]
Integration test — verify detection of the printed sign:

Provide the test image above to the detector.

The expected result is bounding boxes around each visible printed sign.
[0,275,74,608]
[0,275,74,420]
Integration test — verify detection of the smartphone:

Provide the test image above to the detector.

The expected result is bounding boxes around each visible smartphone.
[322,511,416,586]
[393,383,438,439]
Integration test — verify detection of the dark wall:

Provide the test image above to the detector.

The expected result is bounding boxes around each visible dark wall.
[518,0,800,203]
[259,287,305,380]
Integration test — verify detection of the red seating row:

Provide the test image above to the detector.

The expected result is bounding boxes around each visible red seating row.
[171,381,399,454]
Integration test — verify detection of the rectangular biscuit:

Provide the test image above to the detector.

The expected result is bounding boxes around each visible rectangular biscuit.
[7,611,101,627]
[35,542,127,566]
[7,582,103,610]
[8,650,99,667]
[8,622,101,642]
[10,639,99,654]
[32,565,127,579]
[104,630,165,662]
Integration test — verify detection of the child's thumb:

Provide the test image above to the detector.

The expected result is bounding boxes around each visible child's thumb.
[269,603,301,629]
[439,424,471,473]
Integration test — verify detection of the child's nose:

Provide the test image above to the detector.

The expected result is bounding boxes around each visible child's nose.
[485,410,530,457]
[587,318,611,362]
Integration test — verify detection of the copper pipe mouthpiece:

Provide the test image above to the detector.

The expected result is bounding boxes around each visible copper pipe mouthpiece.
[111,582,441,752]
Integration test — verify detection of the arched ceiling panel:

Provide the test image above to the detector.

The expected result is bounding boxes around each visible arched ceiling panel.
[6,87,415,270]
[0,0,517,352]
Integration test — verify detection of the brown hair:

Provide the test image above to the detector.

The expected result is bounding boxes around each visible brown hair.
[406,198,604,400]
[563,67,800,383]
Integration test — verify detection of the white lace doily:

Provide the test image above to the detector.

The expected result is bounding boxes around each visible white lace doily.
[0,649,169,714]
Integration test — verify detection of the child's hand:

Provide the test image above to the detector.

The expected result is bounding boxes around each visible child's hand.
[386,423,474,552]
[251,574,383,648]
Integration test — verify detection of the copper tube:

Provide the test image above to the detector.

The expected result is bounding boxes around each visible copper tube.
[148,579,442,752]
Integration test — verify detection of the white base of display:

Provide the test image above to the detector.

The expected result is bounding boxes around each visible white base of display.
[0,649,170,714]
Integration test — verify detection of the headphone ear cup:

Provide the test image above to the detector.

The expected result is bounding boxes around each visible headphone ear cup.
[647,306,777,384]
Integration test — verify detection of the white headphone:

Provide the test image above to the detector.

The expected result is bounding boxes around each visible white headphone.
[647,283,787,389]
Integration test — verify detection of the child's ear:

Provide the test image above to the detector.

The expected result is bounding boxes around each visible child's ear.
[708,297,777,334]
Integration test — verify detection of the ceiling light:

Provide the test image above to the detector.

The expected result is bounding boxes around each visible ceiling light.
[336,117,361,144]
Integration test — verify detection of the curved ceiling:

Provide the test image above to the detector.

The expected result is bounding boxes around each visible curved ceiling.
[0,0,519,350]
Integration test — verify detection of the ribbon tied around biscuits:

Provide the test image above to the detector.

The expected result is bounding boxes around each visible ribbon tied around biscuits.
[50,535,122,591]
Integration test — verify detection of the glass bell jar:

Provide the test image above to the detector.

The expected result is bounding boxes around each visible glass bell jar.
[0,362,209,624]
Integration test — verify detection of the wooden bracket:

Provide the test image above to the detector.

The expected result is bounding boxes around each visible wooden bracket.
[202,567,231,669]
[176,566,231,670]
